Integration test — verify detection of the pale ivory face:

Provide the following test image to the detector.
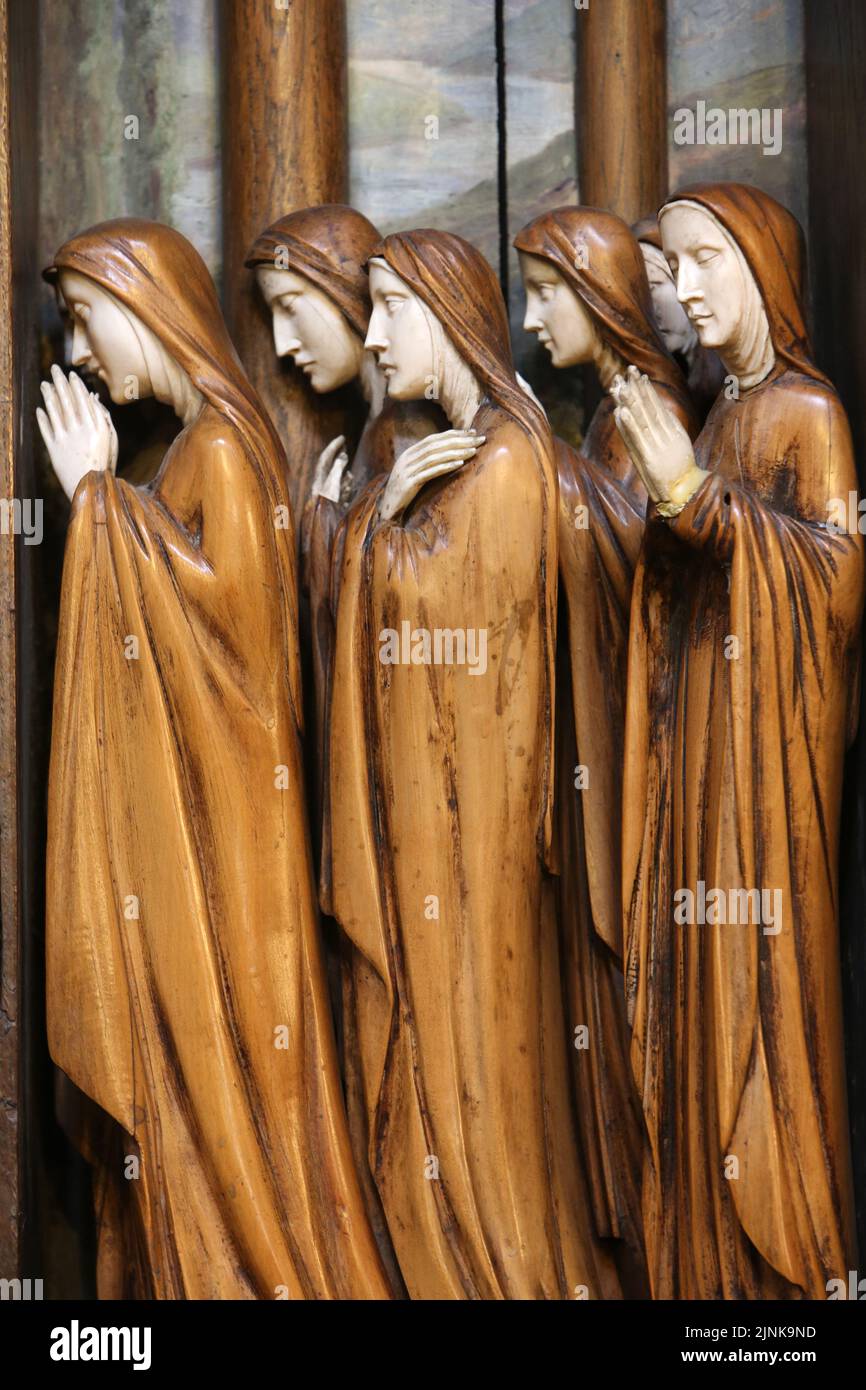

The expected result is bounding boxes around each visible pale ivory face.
[256,265,363,392]
[639,244,694,354]
[660,203,752,354]
[365,261,436,401]
[518,250,598,367]
[60,269,154,405]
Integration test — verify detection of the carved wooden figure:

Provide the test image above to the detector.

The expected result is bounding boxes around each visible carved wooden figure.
[632,214,725,421]
[514,207,699,1289]
[613,184,863,1299]
[325,228,621,1299]
[247,206,442,1292]
[39,219,391,1300]
[245,206,436,845]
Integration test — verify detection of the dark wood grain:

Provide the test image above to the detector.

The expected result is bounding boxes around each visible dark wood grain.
[805,0,866,1262]
[576,0,667,223]
[221,0,348,518]
[0,0,40,1281]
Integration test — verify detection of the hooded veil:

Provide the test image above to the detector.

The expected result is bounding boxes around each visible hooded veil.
[513,208,702,1287]
[245,209,437,859]
[325,228,620,1298]
[45,218,391,1300]
[624,184,863,1297]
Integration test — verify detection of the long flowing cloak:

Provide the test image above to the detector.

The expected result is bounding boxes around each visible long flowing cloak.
[300,401,440,843]
[326,397,621,1299]
[624,366,863,1297]
[45,219,390,1300]
[556,389,698,1278]
[300,401,438,1297]
[514,209,700,1280]
[47,415,390,1299]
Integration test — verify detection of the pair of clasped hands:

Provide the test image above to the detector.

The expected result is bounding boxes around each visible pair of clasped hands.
[38,358,706,519]
[609,365,708,512]
[37,364,118,503]
[313,366,707,522]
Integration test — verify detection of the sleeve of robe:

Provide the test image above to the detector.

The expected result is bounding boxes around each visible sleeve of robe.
[630,387,863,1290]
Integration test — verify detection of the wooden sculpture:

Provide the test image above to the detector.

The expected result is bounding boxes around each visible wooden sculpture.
[632,214,725,420]
[514,207,698,1289]
[613,183,864,1299]
[247,211,442,1292]
[324,228,621,1299]
[38,219,391,1300]
[245,206,437,841]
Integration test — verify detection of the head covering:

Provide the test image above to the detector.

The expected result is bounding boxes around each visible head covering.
[245,205,380,340]
[45,216,293,597]
[659,183,829,388]
[368,228,550,458]
[514,206,689,409]
[631,216,663,252]
[631,215,672,283]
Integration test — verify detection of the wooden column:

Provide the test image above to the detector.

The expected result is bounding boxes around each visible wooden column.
[805,0,866,1262]
[0,0,40,1279]
[576,0,667,222]
[221,0,348,515]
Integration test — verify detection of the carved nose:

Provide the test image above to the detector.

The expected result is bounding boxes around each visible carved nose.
[70,324,91,368]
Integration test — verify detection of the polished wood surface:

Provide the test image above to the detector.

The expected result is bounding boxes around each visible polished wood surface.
[326,229,620,1298]
[44,219,391,1298]
[222,0,347,518]
[805,0,866,1263]
[514,206,698,1293]
[576,0,666,224]
[0,0,40,1279]
[623,184,863,1298]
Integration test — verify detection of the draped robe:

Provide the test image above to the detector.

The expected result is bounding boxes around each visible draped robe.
[555,386,696,1280]
[624,366,863,1297]
[47,404,391,1299]
[300,400,438,1295]
[327,400,621,1299]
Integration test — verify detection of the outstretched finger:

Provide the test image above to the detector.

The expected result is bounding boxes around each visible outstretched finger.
[622,376,652,437]
[50,364,76,428]
[411,456,475,487]
[70,371,98,427]
[36,406,54,447]
[638,373,669,434]
[406,445,478,475]
[613,405,642,456]
[40,381,64,438]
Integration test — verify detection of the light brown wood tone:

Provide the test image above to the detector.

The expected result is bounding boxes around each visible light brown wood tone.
[514,206,699,1295]
[221,0,348,517]
[44,219,391,1299]
[325,228,621,1298]
[576,0,667,224]
[623,184,863,1297]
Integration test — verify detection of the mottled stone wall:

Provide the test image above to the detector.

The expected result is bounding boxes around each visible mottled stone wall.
[667,0,807,228]
[36,0,808,363]
[39,0,220,286]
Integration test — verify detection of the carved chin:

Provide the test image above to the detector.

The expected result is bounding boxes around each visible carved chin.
[692,318,721,348]
[385,375,417,401]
